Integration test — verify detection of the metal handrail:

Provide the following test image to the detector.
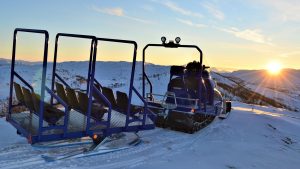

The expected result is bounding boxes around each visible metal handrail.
[161,92,177,109]
[14,72,34,92]
[93,78,102,89]
[54,73,70,88]
[146,92,199,109]
[144,72,152,95]
[147,93,199,101]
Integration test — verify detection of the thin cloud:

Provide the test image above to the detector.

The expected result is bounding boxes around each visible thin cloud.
[176,18,207,28]
[156,0,203,18]
[280,51,300,58]
[202,3,224,20]
[92,6,153,24]
[124,16,153,24]
[270,0,300,22]
[255,0,300,22]
[141,5,154,12]
[217,27,273,45]
[92,6,124,16]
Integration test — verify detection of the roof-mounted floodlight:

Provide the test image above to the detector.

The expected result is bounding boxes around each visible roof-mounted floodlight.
[175,37,181,44]
[161,36,166,44]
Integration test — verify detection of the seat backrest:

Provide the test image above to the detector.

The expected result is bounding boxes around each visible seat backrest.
[185,76,199,91]
[116,91,129,113]
[13,82,24,103]
[77,91,88,114]
[167,78,191,106]
[32,92,41,113]
[168,78,185,91]
[186,76,207,103]
[65,87,80,110]
[170,66,185,77]
[21,87,35,112]
[102,87,117,108]
[55,82,69,105]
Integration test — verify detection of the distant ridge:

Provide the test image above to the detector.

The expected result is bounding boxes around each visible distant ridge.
[1,58,299,74]
[224,69,300,89]
[0,58,42,65]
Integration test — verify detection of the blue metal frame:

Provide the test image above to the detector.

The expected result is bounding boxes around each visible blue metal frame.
[7,28,73,144]
[7,28,155,144]
[142,41,214,114]
[50,33,97,104]
[8,28,48,142]
[92,38,155,130]
[48,34,155,142]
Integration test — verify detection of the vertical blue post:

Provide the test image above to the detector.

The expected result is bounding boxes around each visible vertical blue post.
[38,31,49,139]
[142,47,146,98]
[86,38,98,134]
[7,30,18,120]
[87,41,94,95]
[199,50,206,112]
[50,34,59,105]
[125,42,138,128]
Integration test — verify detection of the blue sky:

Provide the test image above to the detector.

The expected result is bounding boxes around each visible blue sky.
[0,0,299,69]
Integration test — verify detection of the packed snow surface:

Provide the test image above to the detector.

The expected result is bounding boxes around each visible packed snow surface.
[0,102,300,169]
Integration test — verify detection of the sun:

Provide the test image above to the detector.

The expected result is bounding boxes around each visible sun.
[267,61,282,75]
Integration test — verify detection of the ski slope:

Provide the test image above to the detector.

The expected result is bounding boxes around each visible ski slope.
[0,102,300,169]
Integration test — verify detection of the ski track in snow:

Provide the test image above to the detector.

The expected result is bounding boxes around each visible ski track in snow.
[0,102,300,169]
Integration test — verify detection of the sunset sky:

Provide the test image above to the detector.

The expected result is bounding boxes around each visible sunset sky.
[0,0,299,69]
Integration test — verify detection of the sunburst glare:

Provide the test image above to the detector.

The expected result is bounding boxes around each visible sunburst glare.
[267,61,282,75]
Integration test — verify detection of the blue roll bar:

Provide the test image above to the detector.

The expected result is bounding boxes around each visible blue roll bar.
[142,42,205,111]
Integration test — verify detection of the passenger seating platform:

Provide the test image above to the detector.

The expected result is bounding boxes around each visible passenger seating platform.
[7,29,155,144]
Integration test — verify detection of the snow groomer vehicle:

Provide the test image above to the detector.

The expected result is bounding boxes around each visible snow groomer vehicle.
[142,37,231,133]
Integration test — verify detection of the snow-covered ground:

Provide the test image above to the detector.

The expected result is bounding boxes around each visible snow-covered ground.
[0,102,300,169]
[1,59,300,168]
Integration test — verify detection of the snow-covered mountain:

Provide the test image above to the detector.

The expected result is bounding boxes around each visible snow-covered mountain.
[215,69,300,112]
[225,69,300,89]
[0,59,300,114]
[0,60,170,114]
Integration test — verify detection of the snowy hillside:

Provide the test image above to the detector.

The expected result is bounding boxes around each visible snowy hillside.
[0,60,170,113]
[0,102,300,169]
[227,69,300,89]
[216,70,300,112]
[1,59,300,114]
